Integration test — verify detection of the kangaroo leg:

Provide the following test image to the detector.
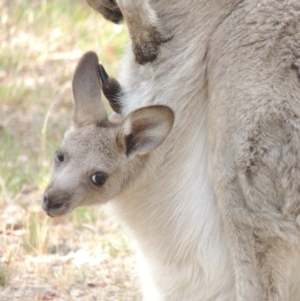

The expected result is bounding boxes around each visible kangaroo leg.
[226,217,264,301]
[256,240,290,301]
[116,0,172,64]
[86,0,123,24]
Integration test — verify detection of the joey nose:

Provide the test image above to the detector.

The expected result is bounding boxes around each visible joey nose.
[43,193,49,208]
[43,193,63,210]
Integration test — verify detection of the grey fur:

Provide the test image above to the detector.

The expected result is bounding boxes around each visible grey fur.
[43,1,300,300]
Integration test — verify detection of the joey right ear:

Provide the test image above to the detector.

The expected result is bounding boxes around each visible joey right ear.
[72,51,108,127]
[117,105,175,158]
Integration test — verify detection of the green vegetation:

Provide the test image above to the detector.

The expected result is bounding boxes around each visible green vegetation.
[0,263,11,287]
[22,212,50,254]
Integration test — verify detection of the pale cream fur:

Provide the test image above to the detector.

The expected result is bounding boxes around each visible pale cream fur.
[207,1,300,300]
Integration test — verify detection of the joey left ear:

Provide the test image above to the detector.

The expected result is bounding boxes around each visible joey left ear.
[72,51,108,127]
[117,105,175,158]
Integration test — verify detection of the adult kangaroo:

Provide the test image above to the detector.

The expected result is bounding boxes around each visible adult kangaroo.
[43,0,300,300]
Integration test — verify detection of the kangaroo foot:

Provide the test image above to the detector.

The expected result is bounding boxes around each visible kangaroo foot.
[86,0,123,24]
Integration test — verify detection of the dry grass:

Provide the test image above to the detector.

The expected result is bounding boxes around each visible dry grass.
[0,0,141,300]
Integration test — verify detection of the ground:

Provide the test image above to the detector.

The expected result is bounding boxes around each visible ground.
[0,0,141,300]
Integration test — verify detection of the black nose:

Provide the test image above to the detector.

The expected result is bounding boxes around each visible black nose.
[43,193,64,210]
[43,193,50,208]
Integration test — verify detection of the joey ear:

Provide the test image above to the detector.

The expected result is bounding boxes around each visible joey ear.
[117,105,175,158]
[72,51,107,127]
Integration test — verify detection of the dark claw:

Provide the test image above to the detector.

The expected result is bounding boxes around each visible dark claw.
[99,64,110,88]
[86,0,123,24]
[102,6,123,24]
[99,64,123,114]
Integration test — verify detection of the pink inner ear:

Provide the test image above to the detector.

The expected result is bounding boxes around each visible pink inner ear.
[125,119,156,156]
[125,134,135,156]
[119,105,174,157]
[131,120,154,134]
[125,132,152,157]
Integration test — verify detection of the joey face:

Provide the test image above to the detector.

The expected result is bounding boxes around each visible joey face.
[42,125,129,217]
[42,51,174,217]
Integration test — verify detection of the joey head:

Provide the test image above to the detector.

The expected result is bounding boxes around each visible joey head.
[42,51,174,217]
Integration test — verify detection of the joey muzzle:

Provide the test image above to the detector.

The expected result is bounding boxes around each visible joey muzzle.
[42,191,71,217]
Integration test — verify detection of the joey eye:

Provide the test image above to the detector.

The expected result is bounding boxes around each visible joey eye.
[55,152,64,163]
[91,172,108,186]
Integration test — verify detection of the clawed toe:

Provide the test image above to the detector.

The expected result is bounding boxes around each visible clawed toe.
[86,0,123,24]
